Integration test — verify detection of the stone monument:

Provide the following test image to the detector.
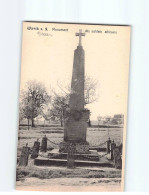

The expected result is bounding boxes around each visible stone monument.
[59,29,90,154]
[35,30,103,166]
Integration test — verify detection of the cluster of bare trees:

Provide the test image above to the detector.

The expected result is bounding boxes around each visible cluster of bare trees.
[19,76,99,128]
[19,81,50,127]
[97,115,124,126]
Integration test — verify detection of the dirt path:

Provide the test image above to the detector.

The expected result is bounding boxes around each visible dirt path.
[16,177,121,191]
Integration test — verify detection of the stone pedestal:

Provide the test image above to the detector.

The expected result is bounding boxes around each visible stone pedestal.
[64,110,89,142]
[59,141,90,154]
[48,149,99,162]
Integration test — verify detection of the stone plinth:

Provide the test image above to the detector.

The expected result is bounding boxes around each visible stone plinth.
[34,157,114,167]
[48,149,99,161]
[64,110,89,142]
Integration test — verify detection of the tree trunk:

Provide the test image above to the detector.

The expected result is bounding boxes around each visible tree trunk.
[32,118,35,127]
[44,120,45,128]
[88,119,91,127]
[60,115,63,127]
[28,119,30,130]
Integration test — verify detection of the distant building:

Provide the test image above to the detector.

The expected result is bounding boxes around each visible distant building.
[96,114,124,126]
[113,114,124,125]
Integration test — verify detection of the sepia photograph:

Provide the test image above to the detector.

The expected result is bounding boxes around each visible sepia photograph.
[16,22,130,192]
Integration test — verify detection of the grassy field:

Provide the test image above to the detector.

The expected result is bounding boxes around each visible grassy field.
[16,165,121,189]
[17,166,121,181]
[17,126,123,157]
[16,126,123,188]
[16,165,122,190]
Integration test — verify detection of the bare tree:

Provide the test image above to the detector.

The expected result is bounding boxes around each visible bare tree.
[84,75,99,105]
[97,115,102,129]
[50,75,99,126]
[19,103,25,126]
[20,80,50,127]
[50,94,69,127]
[56,75,99,105]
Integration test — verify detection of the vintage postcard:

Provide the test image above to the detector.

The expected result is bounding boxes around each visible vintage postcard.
[16,22,131,191]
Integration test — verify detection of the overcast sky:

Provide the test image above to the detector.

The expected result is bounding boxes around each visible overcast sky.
[20,22,130,120]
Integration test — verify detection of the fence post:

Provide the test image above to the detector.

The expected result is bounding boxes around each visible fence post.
[67,143,76,169]
[110,140,116,160]
[106,137,111,154]
[113,147,122,169]
[18,143,30,166]
[40,135,47,152]
[31,139,40,159]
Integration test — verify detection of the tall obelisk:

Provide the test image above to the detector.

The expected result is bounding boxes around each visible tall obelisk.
[59,30,90,154]
[69,29,85,110]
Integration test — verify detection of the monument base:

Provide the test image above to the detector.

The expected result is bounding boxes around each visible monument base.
[59,141,90,154]
[48,149,99,161]
[34,149,115,167]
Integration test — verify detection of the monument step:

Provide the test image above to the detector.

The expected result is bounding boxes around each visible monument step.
[34,157,114,168]
[47,149,99,162]
[89,147,106,152]
[48,153,99,162]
